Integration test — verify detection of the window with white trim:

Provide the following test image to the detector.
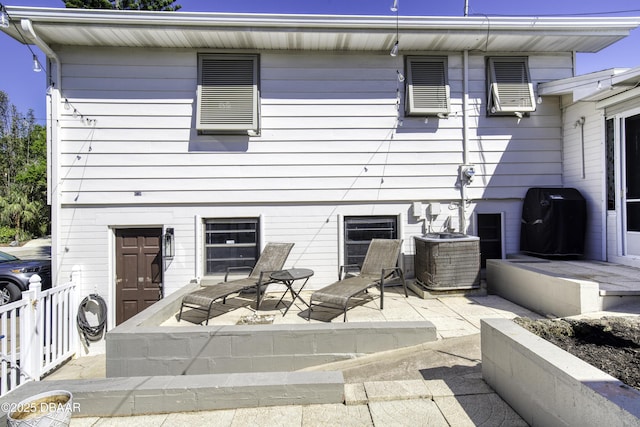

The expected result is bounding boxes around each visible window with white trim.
[204,218,260,274]
[405,56,450,116]
[344,216,398,267]
[197,54,259,133]
[487,57,536,116]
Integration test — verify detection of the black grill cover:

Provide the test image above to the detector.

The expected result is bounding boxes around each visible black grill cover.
[520,187,586,256]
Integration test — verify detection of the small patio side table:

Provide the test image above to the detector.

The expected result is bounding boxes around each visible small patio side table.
[269,268,314,316]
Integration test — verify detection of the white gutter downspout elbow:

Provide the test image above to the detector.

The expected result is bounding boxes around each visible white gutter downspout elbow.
[21,17,61,200]
[21,19,61,89]
[21,18,62,288]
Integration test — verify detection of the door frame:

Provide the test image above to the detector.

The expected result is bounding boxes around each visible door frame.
[617,109,640,257]
[111,226,164,326]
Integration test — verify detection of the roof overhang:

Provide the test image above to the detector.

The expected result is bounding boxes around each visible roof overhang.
[2,6,640,53]
[539,67,640,104]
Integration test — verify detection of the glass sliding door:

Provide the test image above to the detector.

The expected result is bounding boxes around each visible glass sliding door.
[624,114,640,255]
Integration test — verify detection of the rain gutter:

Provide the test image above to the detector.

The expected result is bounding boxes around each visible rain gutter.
[5,7,640,32]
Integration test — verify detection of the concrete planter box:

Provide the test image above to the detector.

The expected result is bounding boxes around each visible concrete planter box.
[106,281,437,377]
[482,318,640,427]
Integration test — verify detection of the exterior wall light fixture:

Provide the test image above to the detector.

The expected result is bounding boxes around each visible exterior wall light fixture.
[163,227,175,259]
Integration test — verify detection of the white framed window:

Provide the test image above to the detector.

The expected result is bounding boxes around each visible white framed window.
[344,216,398,267]
[487,57,536,115]
[197,54,259,133]
[204,218,260,274]
[405,56,450,116]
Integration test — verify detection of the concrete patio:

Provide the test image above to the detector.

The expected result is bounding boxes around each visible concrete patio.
[5,238,640,424]
[14,260,640,426]
[487,257,640,317]
[44,285,541,381]
[28,285,545,426]
[163,284,535,338]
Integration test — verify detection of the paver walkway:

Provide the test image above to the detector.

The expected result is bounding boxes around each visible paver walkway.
[64,335,529,426]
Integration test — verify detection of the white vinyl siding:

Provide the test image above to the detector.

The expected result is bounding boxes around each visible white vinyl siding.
[55,49,572,205]
[405,56,450,116]
[560,100,605,261]
[487,57,536,115]
[53,47,574,305]
[55,49,573,203]
[196,54,259,133]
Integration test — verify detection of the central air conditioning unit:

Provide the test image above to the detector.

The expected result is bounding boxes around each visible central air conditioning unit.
[413,233,480,291]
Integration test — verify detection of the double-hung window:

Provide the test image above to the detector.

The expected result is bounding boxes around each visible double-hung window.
[197,54,259,133]
[204,218,260,274]
[405,56,450,116]
[487,57,536,116]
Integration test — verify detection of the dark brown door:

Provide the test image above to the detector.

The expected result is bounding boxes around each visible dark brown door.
[115,228,163,325]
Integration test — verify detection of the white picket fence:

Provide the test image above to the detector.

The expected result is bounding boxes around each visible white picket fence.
[0,274,78,397]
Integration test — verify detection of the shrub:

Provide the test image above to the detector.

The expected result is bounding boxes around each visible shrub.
[0,226,18,244]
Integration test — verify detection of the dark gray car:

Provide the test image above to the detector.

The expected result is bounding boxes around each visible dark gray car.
[0,250,52,305]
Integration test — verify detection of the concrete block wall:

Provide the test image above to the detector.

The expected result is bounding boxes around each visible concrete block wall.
[0,371,344,421]
[107,321,437,377]
[481,318,640,427]
[106,282,437,377]
[486,259,601,317]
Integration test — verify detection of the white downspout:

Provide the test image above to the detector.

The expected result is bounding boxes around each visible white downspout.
[460,49,470,233]
[461,1,473,234]
[21,19,60,89]
[21,19,62,287]
[600,110,608,261]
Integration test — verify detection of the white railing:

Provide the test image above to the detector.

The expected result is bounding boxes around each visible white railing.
[0,274,78,397]
[0,298,29,395]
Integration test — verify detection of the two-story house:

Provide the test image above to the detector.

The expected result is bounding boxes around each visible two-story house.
[2,6,640,330]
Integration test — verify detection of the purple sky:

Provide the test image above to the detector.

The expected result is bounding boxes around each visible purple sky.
[1,0,640,122]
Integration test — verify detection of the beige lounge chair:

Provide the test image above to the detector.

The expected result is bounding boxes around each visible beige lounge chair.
[308,239,406,322]
[178,242,294,325]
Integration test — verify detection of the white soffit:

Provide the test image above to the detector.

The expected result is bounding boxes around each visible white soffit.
[2,7,640,53]
[539,67,640,103]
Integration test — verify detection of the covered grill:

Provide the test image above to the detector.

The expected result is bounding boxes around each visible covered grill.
[520,187,586,257]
